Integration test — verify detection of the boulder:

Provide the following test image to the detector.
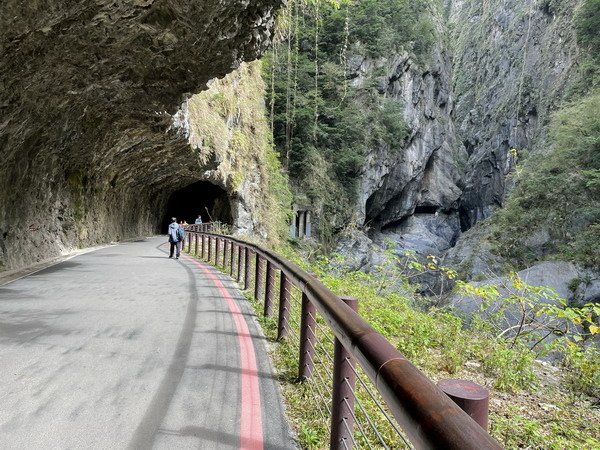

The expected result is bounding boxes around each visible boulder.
[378,212,460,256]
[450,261,600,319]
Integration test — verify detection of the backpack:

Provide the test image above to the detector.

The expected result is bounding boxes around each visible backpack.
[176,227,185,241]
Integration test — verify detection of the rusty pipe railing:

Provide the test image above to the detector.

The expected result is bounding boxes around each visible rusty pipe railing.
[185,226,502,450]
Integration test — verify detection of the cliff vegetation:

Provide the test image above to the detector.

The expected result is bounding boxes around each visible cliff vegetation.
[264,0,435,244]
[489,0,600,270]
[184,61,292,242]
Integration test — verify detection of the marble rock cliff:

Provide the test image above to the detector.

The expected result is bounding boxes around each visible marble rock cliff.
[344,0,581,272]
[450,0,579,231]
[354,46,464,257]
[0,0,282,271]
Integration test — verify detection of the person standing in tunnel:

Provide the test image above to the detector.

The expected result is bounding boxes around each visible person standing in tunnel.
[167,217,182,259]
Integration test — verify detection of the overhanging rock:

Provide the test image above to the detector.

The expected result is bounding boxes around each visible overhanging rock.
[0,0,283,271]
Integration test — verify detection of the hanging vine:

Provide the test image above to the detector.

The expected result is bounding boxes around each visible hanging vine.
[269,42,278,133]
[284,2,294,170]
[338,1,350,106]
[312,0,320,144]
[515,0,535,129]
[288,0,301,171]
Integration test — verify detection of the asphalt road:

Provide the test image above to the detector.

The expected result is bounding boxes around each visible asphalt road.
[0,237,296,449]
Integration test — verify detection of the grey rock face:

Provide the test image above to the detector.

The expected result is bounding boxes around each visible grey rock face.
[449,261,600,320]
[348,12,467,259]
[359,48,465,231]
[443,221,505,278]
[347,0,583,274]
[335,229,380,272]
[379,213,460,257]
[449,0,580,229]
[0,0,283,270]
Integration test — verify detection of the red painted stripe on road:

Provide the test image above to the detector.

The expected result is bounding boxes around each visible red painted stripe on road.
[182,254,264,450]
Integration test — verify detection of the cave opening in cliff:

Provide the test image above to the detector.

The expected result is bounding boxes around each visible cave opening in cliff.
[161,181,232,232]
[413,205,439,215]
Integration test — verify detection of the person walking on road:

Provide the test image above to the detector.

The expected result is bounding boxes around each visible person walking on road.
[167,217,183,259]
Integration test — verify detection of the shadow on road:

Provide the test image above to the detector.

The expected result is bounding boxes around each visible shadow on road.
[127,250,200,449]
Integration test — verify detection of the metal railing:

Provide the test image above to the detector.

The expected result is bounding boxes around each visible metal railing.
[183,225,502,450]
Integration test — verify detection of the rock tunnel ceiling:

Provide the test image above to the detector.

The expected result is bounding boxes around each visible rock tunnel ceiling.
[0,0,283,271]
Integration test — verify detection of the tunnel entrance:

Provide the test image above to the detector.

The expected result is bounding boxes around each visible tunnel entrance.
[161,181,232,232]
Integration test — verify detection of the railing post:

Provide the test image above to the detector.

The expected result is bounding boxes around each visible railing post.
[264,260,275,317]
[222,239,226,266]
[221,239,226,268]
[437,379,490,430]
[244,248,251,290]
[298,292,316,381]
[330,297,359,450]
[217,238,221,266]
[215,237,219,265]
[254,252,262,300]
[200,234,205,259]
[194,233,198,256]
[278,272,291,340]
[237,245,242,282]
[230,241,235,276]
[208,236,212,263]
[188,233,191,253]
[227,241,232,273]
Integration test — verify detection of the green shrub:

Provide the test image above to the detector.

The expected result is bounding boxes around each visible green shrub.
[482,345,536,391]
[575,0,600,56]
[561,342,600,399]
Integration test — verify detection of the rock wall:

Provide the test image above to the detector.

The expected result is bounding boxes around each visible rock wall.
[174,61,284,239]
[344,0,582,271]
[339,0,581,284]
[450,0,580,230]
[0,0,282,271]
[358,47,464,230]
[352,7,465,258]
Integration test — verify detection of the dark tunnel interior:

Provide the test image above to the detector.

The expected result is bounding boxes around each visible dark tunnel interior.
[161,181,232,232]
